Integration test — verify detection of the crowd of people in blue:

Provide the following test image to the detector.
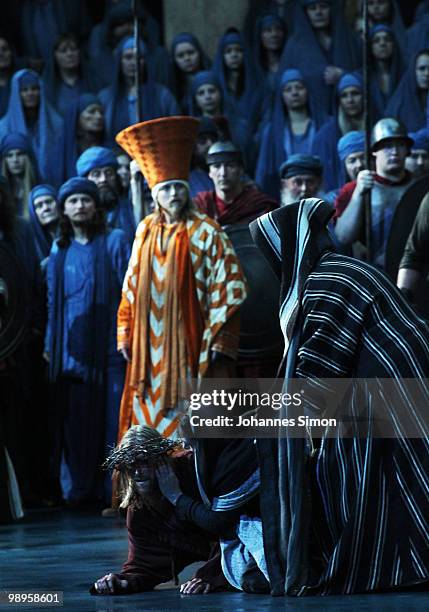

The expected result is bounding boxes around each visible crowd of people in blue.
[1,0,429,599]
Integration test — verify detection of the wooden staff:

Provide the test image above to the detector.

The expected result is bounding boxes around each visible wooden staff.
[362,0,372,262]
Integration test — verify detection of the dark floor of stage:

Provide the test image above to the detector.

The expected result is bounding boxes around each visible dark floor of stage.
[0,508,428,612]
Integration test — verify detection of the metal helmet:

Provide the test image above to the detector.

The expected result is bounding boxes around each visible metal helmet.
[371,118,414,151]
[206,140,243,165]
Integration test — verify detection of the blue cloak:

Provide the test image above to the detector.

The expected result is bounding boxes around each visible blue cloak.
[279,1,361,114]
[0,70,65,187]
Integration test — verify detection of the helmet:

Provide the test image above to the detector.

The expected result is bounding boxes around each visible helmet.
[371,118,414,151]
[206,140,243,165]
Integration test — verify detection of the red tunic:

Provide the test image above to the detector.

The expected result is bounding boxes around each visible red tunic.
[194,186,278,225]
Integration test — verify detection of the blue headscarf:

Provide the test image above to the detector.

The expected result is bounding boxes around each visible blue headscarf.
[58,176,100,208]
[213,29,261,124]
[279,1,360,114]
[336,130,364,184]
[170,32,211,113]
[279,153,323,178]
[0,132,33,155]
[409,128,429,151]
[63,93,107,179]
[20,0,92,64]
[98,36,180,141]
[251,13,287,106]
[386,50,429,132]
[368,0,406,55]
[189,70,254,172]
[76,146,118,177]
[255,68,329,197]
[87,1,170,90]
[368,25,404,119]
[336,72,362,95]
[0,69,65,187]
[28,184,58,260]
[42,35,94,118]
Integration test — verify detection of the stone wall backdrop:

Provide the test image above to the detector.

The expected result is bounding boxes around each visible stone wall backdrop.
[163,0,248,60]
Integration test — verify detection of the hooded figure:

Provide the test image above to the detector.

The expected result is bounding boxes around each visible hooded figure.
[98,37,180,142]
[368,24,405,119]
[279,0,360,114]
[189,70,254,172]
[170,32,211,115]
[213,28,262,125]
[386,49,429,132]
[256,68,328,198]
[406,15,429,59]
[20,0,92,64]
[42,33,95,119]
[0,132,40,218]
[313,73,365,192]
[251,13,288,105]
[0,69,65,188]
[28,184,59,263]
[250,198,429,596]
[87,0,169,90]
[0,36,19,119]
[64,93,109,180]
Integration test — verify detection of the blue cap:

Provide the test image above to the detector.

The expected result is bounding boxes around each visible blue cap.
[118,36,147,56]
[58,177,100,209]
[369,24,394,39]
[337,73,362,94]
[30,184,57,203]
[409,129,429,152]
[337,131,365,161]
[191,71,221,97]
[18,69,40,89]
[259,14,286,30]
[279,153,323,178]
[76,146,118,176]
[78,93,101,114]
[280,69,305,87]
[0,133,33,156]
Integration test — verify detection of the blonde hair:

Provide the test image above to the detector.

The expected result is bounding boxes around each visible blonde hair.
[1,154,37,219]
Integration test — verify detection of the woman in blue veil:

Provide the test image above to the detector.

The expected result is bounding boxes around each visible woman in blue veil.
[386,49,429,132]
[213,28,262,125]
[170,32,211,115]
[313,73,365,192]
[368,25,405,119]
[98,37,180,142]
[0,69,65,188]
[255,68,329,198]
[43,33,95,119]
[279,0,360,114]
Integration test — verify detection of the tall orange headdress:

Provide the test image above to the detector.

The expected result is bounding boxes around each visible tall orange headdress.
[116,116,200,197]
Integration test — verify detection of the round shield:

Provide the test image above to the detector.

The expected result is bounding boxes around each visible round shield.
[224,224,283,358]
[0,242,29,360]
[385,174,429,281]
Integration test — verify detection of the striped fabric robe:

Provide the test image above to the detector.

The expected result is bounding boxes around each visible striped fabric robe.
[251,200,429,596]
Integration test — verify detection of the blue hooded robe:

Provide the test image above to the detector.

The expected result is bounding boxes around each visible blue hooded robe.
[28,184,58,263]
[279,0,361,114]
[98,37,180,142]
[213,29,263,126]
[313,73,364,192]
[20,0,92,63]
[386,50,429,132]
[0,69,65,187]
[255,69,329,198]
[170,32,211,115]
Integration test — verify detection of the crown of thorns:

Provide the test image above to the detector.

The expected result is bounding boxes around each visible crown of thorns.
[103,437,185,472]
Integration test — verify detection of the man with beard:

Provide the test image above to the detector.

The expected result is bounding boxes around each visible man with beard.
[334,117,414,268]
[76,146,135,244]
[91,426,261,596]
[279,154,324,206]
[195,140,277,224]
[44,177,130,506]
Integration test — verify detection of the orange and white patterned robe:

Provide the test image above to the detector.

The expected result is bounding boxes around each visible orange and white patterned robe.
[117,211,247,439]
